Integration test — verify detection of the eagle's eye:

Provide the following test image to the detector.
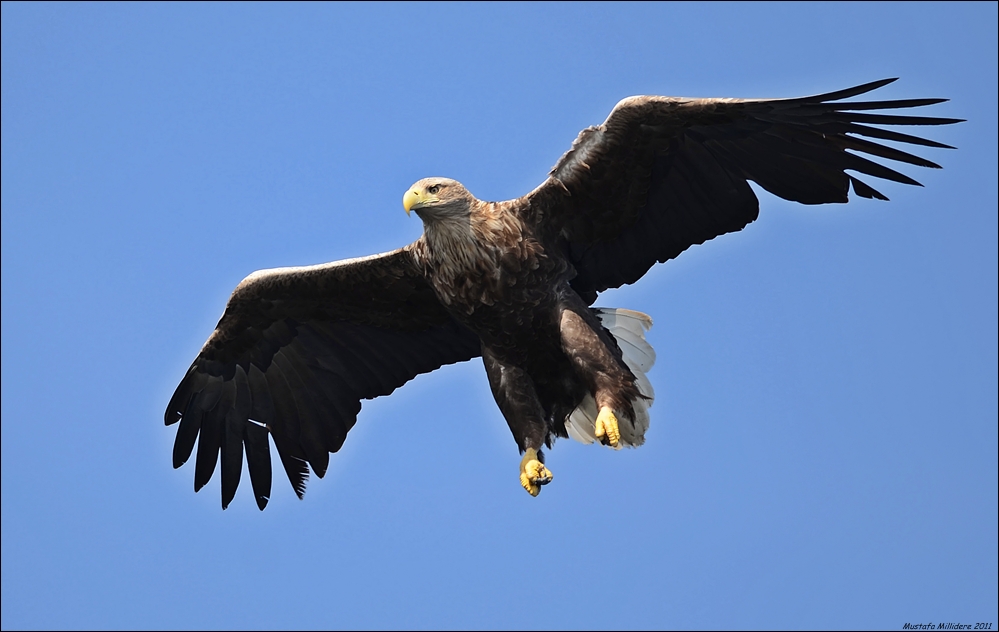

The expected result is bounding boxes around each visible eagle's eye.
[428,185,441,195]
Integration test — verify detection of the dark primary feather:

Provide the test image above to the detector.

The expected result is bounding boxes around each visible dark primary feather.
[531,78,961,294]
[166,248,481,509]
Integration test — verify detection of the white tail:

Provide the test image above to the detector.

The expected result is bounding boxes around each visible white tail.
[565,308,656,448]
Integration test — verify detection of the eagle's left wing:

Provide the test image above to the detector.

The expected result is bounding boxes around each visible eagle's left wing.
[165,246,481,510]
[526,78,960,297]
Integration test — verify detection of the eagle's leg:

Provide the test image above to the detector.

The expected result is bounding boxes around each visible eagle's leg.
[559,305,639,449]
[594,406,621,448]
[482,347,553,496]
[519,448,552,497]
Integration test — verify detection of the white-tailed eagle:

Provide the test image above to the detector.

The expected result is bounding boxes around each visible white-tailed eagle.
[165,79,959,508]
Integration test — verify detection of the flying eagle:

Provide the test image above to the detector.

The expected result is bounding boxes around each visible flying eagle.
[165,78,959,509]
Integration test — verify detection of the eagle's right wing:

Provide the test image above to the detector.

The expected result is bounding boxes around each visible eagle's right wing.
[164,246,481,510]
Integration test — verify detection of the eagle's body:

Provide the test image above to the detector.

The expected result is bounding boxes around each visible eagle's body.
[411,191,646,469]
[166,79,959,508]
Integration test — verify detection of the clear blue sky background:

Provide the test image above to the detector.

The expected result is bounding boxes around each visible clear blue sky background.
[2,3,996,630]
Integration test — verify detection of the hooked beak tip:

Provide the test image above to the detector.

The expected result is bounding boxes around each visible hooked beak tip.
[403,189,421,215]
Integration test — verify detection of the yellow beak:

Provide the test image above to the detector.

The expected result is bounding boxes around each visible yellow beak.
[403,189,422,216]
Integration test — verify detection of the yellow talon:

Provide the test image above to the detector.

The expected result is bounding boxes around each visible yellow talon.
[594,406,621,448]
[519,448,552,497]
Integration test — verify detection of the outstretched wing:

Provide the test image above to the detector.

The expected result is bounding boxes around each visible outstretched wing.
[528,78,961,296]
[164,246,481,510]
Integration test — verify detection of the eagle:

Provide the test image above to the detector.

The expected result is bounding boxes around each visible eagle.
[165,78,959,509]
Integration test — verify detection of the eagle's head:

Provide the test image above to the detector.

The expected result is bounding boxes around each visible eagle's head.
[402,178,475,223]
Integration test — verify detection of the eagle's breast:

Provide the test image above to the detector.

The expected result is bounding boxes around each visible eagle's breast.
[414,200,553,316]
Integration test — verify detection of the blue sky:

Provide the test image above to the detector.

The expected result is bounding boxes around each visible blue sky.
[2,3,996,630]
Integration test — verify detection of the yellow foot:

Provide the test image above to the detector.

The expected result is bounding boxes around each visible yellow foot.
[594,406,621,448]
[519,448,553,497]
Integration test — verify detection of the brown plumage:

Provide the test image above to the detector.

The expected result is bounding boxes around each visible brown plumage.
[165,78,959,508]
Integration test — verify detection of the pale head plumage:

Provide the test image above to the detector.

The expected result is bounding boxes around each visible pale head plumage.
[402,177,476,222]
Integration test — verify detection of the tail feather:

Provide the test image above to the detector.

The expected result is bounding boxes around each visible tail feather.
[565,308,656,448]
[566,394,600,444]
[595,308,656,371]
